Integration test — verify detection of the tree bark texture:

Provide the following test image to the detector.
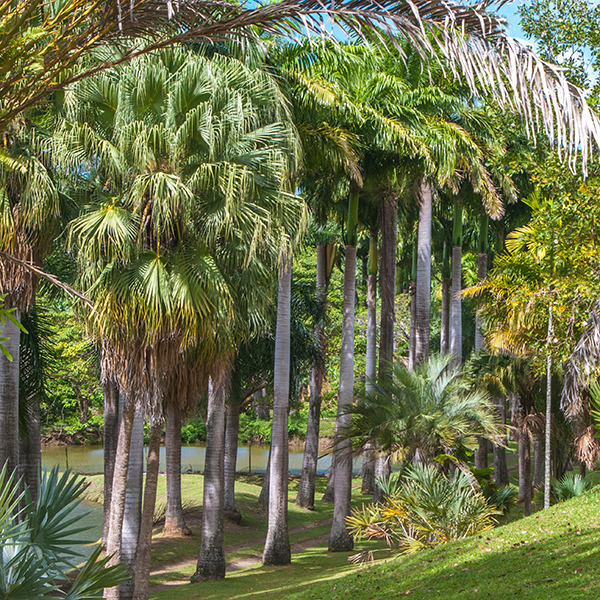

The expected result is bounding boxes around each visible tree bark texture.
[414,182,432,367]
[378,197,397,382]
[165,405,190,536]
[493,397,509,486]
[544,304,553,509]
[329,245,357,553]
[361,443,375,495]
[518,432,532,517]
[103,379,120,544]
[257,445,271,509]
[365,234,377,391]
[0,313,20,478]
[105,399,136,600]
[132,421,163,600]
[120,407,144,600]
[321,469,334,503]
[533,432,544,489]
[194,373,229,581]
[474,252,488,351]
[296,243,329,510]
[224,398,241,515]
[372,453,391,504]
[263,258,292,565]
[19,395,40,505]
[449,244,462,369]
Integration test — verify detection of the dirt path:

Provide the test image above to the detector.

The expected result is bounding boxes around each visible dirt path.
[149,517,332,593]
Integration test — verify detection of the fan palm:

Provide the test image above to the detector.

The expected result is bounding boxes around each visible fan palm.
[348,354,504,463]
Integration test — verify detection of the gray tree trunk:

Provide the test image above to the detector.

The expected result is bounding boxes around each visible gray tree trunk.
[518,431,532,517]
[19,395,40,505]
[263,258,292,565]
[120,406,144,600]
[133,421,163,600]
[257,445,271,509]
[321,469,334,502]
[361,443,375,495]
[224,398,241,515]
[449,244,462,369]
[372,453,391,504]
[544,305,553,509]
[473,250,488,469]
[0,313,21,478]
[493,397,509,486]
[103,379,120,544]
[296,243,328,510]
[105,399,136,600]
[329,245,357,553]
[193,373,229,581]
[440,278,450,355]
[165,405,190,536]
[414,182,432,366]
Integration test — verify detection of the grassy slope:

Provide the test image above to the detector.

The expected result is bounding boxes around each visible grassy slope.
[287,486,600,600]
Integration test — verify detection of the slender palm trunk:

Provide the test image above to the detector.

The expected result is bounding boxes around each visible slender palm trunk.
[224,398,241,515]
[544,304,553,510]
[518,430,532,517]
[533,432,544,489]
[361,233,377,497]
[257,445,271,509]
[414,181,432,366]
[321,469,334,502]
[373,453,391,504]
[297,244,329,510]
[378,195,397,380]
[120,407,144,600]
[493,397,509,486]
[103,379,120,544]
[105,399,136,600]
[329,184,360,553]
[408,243,417,371]
[193,372,229,581]
[132,421,163,600]
[19,396,40,504]
[263,257,292,565]
[440,242,450,355]
[449,201,463,370]
[0,312,20,477]
[165,405,190,536]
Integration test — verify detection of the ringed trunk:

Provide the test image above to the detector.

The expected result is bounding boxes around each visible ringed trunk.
[224,398,242,516]
[103,379,120,544]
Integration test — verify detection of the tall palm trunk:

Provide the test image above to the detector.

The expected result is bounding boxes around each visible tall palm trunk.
[105,399,136,600]
[297,243,329,510]
[257,444,271,509]
[373,453,391,504]
[103,379,120,544]
[19,396,40,504]
[120,407,144,600]
[449,201,463,370]
[164,405,190,536]
[533,432,544,489]
[408,242,417,370]
[193,372,229,581]
[440,242,450,355]
[133,420,163,600]
[361,231,378,495]
[544,303,553,510]
[321,469,334,502]
[414,181,432,366]
[474,215,489,470]
[0,312,21,477]
[329,186,359,553]
[518,430,532,517]
[263,257,292,565]
[224,395,242,515]
[493,396,509,486]
[378,195,397,380]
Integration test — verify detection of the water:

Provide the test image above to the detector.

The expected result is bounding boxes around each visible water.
[41,442,365,475]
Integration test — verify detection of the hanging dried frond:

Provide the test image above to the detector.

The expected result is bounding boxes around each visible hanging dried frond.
[562,298,600,419]
[574,425,600,470]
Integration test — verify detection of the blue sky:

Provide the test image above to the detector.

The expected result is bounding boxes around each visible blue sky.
[494,1,528,42]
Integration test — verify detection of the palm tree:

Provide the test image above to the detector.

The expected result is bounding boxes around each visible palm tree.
[348,354,504,464]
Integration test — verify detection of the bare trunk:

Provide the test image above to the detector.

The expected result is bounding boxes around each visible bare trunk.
[365,262,377,389]
[103,379,120,544]
[414,181,432,366]
[105,399,136,600]
[440,240,450,355]
[296,244,328,510]
[120,407,144,600]
[19,395,40,504]
[132,421,163,600]
[474,252,488,351]
[0,312,20,477]
[164,405,190,536]
[378,197,397,381]
[329,245,356,553]
[321,469,334,502]
[361,443,375,495]
[544,305,553,509]
[449,244,462,369]
[263,258,292,565]
[518,432,532,517]
[493,397,509,486]
[224,398,241,515]
[408,280,416,370]
[474,438,488,469]
[193,372,229,581]
[257,445,271,509]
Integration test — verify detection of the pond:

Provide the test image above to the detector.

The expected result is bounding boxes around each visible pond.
[41,442,366,475]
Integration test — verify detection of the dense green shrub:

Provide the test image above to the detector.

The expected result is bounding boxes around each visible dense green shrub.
[181,417,207,443]
[552,472,593,501]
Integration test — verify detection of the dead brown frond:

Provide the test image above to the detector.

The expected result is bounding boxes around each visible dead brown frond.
[574,425,600,469]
